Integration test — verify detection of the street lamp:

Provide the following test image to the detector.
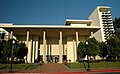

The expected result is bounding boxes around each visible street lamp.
[85,41,91,71]
[65,49,67,62]
[10,39,16,73]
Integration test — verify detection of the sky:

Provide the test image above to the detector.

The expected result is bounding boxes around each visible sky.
[0,0,120,25]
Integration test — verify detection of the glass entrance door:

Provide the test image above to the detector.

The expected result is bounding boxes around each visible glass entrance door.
[47,55,59,63]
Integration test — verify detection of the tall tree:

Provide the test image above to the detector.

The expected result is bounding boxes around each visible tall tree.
[0,39,28,63]
[0,39,13,63]
[113,17,120,36]
[16,42,28,61]
[107,36,120,61]
[77,42,86,59]
[86,37,99,60]
[77,37,99,60]
[0,40,5,60]
[99,42,108,60]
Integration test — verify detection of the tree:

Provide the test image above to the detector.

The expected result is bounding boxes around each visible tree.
[113,17,120,37]
[0,39,13,63]
[77,37,99,60]
[86,37,99,60]
[99,42,108,60]
[107,36,120,61]
[113,17,120,30]
[16,42,28,61]
[77,42,86,59]
[0,39,28,63]
[0,40,5,60]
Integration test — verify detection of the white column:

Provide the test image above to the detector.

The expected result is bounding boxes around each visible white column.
[35,37,39,60]
[43,31,46,63]
[76,31,79,46]
[26,31,29,63]
[59,31,62,63]
[75,31,79,62]
[38,37,40,58]
[27,39,32,63]
[10,31,13,39]
[32,40,35,63]
[73,40,75,62]
[26,31,29,47]
[26,31,32,63]
[67,36,74,62]
[90,31,93,38]
[48,44,51,57]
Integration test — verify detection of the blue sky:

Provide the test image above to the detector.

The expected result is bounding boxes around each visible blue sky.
[0,0,120,25]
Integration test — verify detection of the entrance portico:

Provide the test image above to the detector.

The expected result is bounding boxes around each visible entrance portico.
[1,25,99,63]
[0,19,101,63]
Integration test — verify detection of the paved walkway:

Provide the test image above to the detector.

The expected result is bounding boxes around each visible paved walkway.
[11,63,70,73]
[31,63,70,73]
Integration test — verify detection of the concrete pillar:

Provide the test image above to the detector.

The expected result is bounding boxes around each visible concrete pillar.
[10,31,13,39]
[26,31,32,63]
[31,36,39,63]
[73,40,76,62]
[43,31,46,63]
[59,31,62,63]
[76,31,79,46]
[48,44,51,58]
[35,37,39,60]
[27,39,32,63]
[26,31,29,47]
[32,40,35,63]
[67,36,74,62]
[90,31,93,38]
[75,31,79,62]
[26,31,29,63]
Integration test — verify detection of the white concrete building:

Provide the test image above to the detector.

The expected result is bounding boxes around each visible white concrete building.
[89,6,114,42]
[0,6,114,63]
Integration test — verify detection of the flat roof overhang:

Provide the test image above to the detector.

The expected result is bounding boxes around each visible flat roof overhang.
[1,25,100,38]
[65,19,92,26]
[98,6,111,11]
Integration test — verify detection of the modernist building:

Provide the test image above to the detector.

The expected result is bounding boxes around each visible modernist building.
[0,6,114,63]
[0,28,9,40]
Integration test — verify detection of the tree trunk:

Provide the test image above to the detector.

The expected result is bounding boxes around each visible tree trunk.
[102,57,104,61]
[115,56,118,61]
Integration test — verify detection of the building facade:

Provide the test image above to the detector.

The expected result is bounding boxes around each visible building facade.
[0,6,114,63]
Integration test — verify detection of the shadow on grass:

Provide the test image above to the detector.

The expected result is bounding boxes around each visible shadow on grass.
[83,62,87,70]
[0,65,6,70]
[83,62,91,72]
[25,65,30,70]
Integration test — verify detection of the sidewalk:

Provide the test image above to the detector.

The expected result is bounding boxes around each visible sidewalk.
[30,63,70,73]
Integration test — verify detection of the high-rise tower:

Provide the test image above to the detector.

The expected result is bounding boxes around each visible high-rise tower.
[89,6,114,42]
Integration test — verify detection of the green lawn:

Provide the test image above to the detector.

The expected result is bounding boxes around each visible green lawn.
[0,63,38,70]
[67,62,120,69]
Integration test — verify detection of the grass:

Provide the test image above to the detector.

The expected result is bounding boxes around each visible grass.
[67,62,120,69]
[0,63,38,70]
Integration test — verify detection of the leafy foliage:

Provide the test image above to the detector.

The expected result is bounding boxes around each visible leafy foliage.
[107,36,120,60]
[99,42,108,59]
[77,42,86,58]
[0,39,28,63]
[113,17,120,37]
[0,40,5,59]
[86,37,99,57]
[77,37,99,60]
[77,35,120,61]
[16,42,28,60]
[0,40,13,62]
[113,17,120,30]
